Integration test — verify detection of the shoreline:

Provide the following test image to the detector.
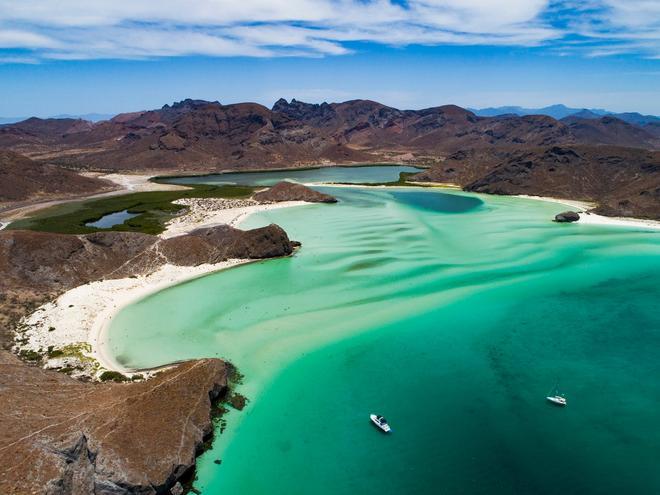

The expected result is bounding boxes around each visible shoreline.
[0,172,189,224]
[513,193,660,231]
[152,161,427,180]
[13,177,659,379]
[15,197,307,378]
[161,198,307,238]
[21,260,254,376]
[92,260,257,374]
[317,182,660,230]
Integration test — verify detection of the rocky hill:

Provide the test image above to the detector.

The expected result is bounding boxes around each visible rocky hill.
[0,223,298,494]
[253,181,338,203]
[0,150,113,205]
[2,98,658,172]
[0,353,228,495]
[411,145,660,219]
[560,116,659,148]
[0,225,296,341]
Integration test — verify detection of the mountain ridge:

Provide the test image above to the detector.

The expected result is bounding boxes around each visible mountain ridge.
[1,98,658,171]
[471,104,660,126]
[411,145,660,220]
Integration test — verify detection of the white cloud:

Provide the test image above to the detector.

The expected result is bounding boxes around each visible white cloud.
[559,0,660,58]
[0,0,556,60]
[0,55,39,64]
[0,0,658,61]
[0,29,58,48]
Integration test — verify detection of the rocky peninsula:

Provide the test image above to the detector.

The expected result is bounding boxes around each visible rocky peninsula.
[0,181,336,494]
[0,223,296,494]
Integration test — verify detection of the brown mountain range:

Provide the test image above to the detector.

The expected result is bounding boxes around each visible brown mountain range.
[1,98,659,171]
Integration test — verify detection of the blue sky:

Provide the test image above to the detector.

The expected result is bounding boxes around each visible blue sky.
[1,0,659,117]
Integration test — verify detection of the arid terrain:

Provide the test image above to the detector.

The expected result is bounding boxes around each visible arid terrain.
[1,98,658,219]
[1,99,658,170]
[0,150,113,208]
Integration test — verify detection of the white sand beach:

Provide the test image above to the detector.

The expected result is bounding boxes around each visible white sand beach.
[15,196,308,379]
[576,212,660,230]
[92,172,189,193]
[514,194,660,230]
[161,197,307,238]
[20,260,253,377]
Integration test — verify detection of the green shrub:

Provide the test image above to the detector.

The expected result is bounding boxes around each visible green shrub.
[19,349,41,362]
[99,371,129,382]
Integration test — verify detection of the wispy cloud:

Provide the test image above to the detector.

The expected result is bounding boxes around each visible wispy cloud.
[554,0,660,58]
[0,55,39,64]
[0,0,659,62]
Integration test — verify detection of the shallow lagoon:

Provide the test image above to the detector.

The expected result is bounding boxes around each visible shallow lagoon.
[85,209,139,228]
[161,164,423,186]
[107,171,660,494]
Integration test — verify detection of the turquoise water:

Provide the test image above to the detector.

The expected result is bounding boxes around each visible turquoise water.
[162,164,423,186]
[106,179,660,494]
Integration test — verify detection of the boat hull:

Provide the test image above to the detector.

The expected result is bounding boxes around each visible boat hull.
[369,414,391,432]
[546,396,567,406]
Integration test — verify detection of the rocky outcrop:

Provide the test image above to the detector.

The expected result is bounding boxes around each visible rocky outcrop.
[0,150,113,205]
[158,132,186,151]
[0,223,299,494]
[0,225,295,288]
[253,181,338,203]
[555,211,580,222]
[0,352,228,495]
[168,223,296,262]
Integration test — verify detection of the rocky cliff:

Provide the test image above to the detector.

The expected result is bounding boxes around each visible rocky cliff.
[0,353,227,495]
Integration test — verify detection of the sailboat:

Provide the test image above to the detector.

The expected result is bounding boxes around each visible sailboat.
[546,384,567,406]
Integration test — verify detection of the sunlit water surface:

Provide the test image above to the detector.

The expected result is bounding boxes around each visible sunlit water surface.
[161,164,423,186]
[107,172,660,494]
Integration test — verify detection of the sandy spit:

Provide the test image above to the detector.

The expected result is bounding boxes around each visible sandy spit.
[161,197,307,239]
[16,197,309,378]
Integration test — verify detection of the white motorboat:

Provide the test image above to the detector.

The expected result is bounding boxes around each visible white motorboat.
[370,414,391,433]
[546,383,567,406]
[546,395,567,406]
